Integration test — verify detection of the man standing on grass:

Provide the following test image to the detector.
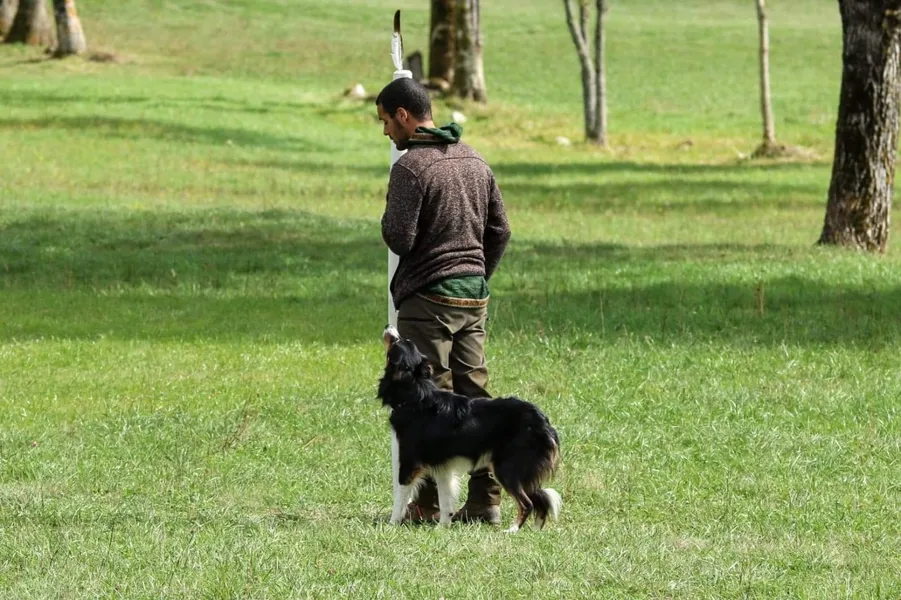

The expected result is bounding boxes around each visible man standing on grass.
[376,78,512,524]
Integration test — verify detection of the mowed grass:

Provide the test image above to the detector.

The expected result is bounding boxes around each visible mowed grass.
[2,0,901,597]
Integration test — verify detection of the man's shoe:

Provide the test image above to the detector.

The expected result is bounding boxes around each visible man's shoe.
[402,502,440,524]
[451,503,501,525]
[452,468,502,524]
[400,476,440,524]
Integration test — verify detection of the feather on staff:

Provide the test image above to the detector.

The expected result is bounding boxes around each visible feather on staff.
[392,10,404,71]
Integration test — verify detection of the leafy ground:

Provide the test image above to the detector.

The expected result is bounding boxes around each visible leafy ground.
[2,0,901,598]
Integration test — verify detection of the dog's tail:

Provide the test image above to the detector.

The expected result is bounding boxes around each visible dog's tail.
[528,488,562,527]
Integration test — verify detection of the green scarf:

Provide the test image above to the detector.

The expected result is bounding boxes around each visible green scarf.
[407,122,463,146]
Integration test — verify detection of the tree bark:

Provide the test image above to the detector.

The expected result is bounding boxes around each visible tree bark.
[564,0,597,138]
[593,0,608,145]
[756,0,776,146]
[4,0,52,46]
[451,0,487,102]
[51,0,86,56]
[563,0,608,145]
[429,0,455,85]
[1,0,19,39]
[819,1,901,251]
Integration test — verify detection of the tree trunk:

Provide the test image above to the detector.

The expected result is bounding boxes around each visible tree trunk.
[593,0,608,145]
[564,0,608,145]
[51,0,85,56]
[471,0,487,102]
[1,0,19,39]
[4,0,52,46]
[756,0,776,146]
[429,0,455,86]
[564,0,597,139]
[818,1,901,252]
[452,0,487,102]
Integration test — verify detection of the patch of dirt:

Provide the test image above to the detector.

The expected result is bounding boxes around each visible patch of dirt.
[750,142,818,160]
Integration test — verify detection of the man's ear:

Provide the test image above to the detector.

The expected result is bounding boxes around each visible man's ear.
[395,107,410,125]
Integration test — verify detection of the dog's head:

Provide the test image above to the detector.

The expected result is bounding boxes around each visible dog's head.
[382,326,433,381]
[379,326,433,406]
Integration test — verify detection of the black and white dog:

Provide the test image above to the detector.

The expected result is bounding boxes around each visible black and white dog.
[379,326,562,532]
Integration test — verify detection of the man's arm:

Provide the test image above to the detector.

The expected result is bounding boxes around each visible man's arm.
[381,164,423,256]
[484,175,511,279]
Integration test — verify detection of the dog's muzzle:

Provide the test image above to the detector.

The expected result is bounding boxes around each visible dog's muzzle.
[383,325,401,351]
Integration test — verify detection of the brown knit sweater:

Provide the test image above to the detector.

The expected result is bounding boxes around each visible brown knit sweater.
[382,141,511,306]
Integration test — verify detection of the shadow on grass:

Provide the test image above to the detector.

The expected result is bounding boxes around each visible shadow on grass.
[501,275,901,348]
[0,88,325,117]
[495,160,829,214]
[502,179,824,214]
[493,161,830,178]
[1,209,898,346]
[498,240,901,347]
[222,156,386,178]
[0,208,385,343]
[0,116,328,153]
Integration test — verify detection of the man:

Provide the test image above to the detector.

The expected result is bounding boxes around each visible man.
[376,78,511,524]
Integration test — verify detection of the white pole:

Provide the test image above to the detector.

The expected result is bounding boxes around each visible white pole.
[388,11,412,328]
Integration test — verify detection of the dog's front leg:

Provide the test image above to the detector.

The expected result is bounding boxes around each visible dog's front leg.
[389,431,407,524]
[390,483,416,525]
[433,471,458,526]
[389,433,423,525]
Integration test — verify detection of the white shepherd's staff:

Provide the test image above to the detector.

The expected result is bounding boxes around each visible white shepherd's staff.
[387,9,412,328]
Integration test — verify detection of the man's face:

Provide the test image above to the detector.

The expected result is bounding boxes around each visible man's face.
[377,104,413,151]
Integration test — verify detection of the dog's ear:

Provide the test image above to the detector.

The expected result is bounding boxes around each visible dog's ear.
[391,369,412,382]
[415,359,433,380]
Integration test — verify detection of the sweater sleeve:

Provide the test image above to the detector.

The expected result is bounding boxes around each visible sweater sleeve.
[381,164,423,256]
[484,175,511,279]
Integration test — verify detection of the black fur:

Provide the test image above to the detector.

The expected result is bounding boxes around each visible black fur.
[379,335,561,530]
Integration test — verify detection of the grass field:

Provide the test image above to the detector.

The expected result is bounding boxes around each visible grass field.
[3,0,901,597]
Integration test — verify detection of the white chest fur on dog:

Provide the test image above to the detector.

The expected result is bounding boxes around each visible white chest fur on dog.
[389,432,494,526]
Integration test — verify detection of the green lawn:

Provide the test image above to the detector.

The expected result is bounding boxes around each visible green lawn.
[2,0,901,598]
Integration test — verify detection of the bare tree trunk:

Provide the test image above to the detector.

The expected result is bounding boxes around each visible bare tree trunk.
[593,0,608,145]
[4,0,51,45]
[564,0,597,139]
[564,0,608,145]
[429,0,455,86]
[818,0,901,252]
[756,0,776,147]
[451,0,487,102]
[51,0,85,56]
[1,0,19,39]
[471,0,486,101]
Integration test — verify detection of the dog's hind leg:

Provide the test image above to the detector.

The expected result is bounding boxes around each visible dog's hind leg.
[529,489,562,529]
[530,491,548,530]
[503,487,533,534]
[433,470,459,526]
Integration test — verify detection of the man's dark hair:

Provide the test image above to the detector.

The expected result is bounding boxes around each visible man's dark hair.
[376,78,432,120]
